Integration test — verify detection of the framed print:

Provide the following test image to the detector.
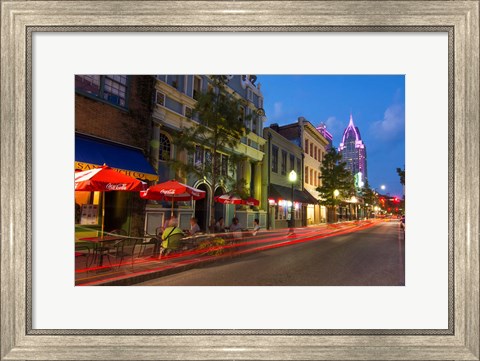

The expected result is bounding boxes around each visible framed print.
[1,1,479,360]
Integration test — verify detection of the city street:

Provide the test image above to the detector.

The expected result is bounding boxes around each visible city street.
[137,221,404,286]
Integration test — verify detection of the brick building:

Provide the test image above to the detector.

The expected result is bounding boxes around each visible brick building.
[74,75,158,238]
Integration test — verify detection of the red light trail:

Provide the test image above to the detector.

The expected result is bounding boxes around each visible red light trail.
[76,220,382,286]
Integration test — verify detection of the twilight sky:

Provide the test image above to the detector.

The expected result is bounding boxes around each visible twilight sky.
[256,75,405,197]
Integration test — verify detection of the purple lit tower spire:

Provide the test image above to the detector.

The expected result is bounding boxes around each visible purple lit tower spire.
[338,114,368,181]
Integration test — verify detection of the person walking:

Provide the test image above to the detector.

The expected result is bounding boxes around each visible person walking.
[252,218,261,236]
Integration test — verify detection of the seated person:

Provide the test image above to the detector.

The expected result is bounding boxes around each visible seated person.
[161,215,178,231]
[229,217,243,240]
[214,217,225,233]
[161,224,184,251]
[229,217,242,232]
[188,217,201,235]
[157,215,178,238]
[167,215,178,227]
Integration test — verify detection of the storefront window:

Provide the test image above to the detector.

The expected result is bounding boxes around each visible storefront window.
[271,145,278,173]
[205,150,212,169]
[281,151,287,175]
[75,75,100,95]
[75,191,101,225]
[221,154,229,176]
[158,133,171,161]
[295,203,301,220]
[195,145,204,169]
[276,202,289,220]
[75,75,128,108]
[103,75,127,107]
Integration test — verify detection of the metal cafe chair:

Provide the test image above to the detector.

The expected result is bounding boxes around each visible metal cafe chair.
[134,226,164,259]
[111,237,138,269]
[91,229,127,268]
[75,245,91,269]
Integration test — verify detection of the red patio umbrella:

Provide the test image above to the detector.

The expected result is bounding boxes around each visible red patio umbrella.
[243,197,260,206]
[214,194,245,205]
[75,165,146,192]
[140,180,206,216]
[75,165,147,234]
[214,194,250,218]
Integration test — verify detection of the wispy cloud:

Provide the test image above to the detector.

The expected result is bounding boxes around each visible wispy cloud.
[267,101,302,124]
[369,104,405,142]
[270,102,284,121]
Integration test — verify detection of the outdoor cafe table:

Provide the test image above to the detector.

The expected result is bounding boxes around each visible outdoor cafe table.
[79,235,124,267]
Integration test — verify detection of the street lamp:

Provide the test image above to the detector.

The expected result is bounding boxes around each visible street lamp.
[333,189,339,223]
[380,184,386,191]
[288,170,297,235]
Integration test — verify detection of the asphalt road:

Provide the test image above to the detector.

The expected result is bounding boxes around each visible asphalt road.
[136,221,405,286]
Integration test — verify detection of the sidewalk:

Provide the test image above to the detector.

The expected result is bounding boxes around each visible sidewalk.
[75,219,383,286]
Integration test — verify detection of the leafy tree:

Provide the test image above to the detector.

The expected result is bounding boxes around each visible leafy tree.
[396,167,405,185]
[168,76,253,231]
[396,167,406,214]
[360,180,377,205]
[359,180,377,218]
[316,148,355,222]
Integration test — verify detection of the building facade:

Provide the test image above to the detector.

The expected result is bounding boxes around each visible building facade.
[74,75,158,239]
[338,114,368,184]
[271,117,330,225]
[146,75,267,233]
[262,126,317,229]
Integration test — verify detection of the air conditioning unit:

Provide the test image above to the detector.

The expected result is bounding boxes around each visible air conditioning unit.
[107,94,120,104]
[156,92,165,106]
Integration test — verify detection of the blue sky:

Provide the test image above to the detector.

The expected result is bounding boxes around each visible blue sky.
[256,75,405,197]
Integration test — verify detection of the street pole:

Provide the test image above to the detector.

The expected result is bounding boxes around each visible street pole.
[289,182,294,233]
[333,189,339,223]
[288,170,297,235]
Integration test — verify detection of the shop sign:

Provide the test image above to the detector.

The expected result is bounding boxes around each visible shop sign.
[75,161,158,181]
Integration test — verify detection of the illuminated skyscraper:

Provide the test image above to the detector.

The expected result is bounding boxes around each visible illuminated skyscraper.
[338,114,367,183]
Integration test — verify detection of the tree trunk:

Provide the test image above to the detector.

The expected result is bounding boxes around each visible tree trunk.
[327,206,336,223]
[208,147,218,233]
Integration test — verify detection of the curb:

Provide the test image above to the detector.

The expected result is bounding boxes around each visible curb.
[84,248,261,286]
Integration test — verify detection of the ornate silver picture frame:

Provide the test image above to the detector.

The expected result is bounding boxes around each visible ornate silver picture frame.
[1,1,478,360]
